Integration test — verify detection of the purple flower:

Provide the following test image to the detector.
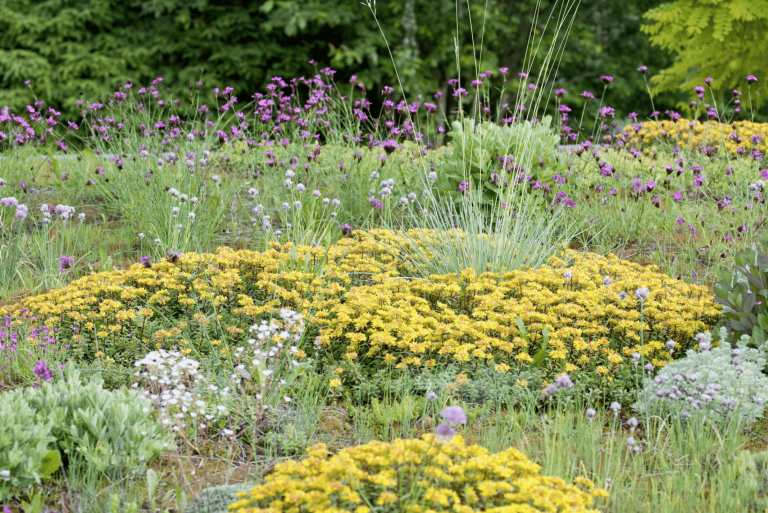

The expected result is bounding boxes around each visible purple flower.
[15,204,28,220]
[435,423,457,441]
[459,181,470,194]
[166,250,181,263]
[426,392,438,401]
[704,77,713,86]
[637,66,647,74]
[555,374,573,389]
[58,256,74,272]
[140,256,152,268]
[581,91,595,101]
[747,75,759,85]
[440,405,467,425]
[600,75,613,85]
[34,361,52,382]
[634,288,650,301]
[543,384,558,396]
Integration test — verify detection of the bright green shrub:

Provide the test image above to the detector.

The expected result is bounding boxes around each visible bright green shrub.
[436,117,565,205]
[0,393,59,501]
[23,362,167,474]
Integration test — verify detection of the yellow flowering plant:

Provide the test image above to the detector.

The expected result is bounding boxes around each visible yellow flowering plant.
[623,118,768,153]
[0,230,718,386]
[229,435,608,513]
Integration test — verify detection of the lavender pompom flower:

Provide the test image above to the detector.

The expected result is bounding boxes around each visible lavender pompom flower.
[634,288,650,301]
[435,423,457,441]
[555,373,573,389]
[440,405,467,425]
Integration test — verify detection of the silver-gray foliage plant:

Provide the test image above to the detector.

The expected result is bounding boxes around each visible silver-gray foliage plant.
[634,329,768,424]
[187,483,253,513]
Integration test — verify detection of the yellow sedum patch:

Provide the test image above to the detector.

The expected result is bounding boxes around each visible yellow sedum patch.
[1,230,719,376]
[229,435,607,512]
[623,118,768,152]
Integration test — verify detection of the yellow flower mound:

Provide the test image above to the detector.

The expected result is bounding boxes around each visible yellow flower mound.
[623,118,768,152]
[0,230,718,374]
[229,435,608,513]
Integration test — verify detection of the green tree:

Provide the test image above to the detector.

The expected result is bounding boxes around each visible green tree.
[0,0,677,120]
[643,0,768,105]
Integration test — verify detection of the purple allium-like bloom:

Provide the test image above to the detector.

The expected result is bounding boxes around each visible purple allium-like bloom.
[427,392,438,401]
[15,204,28,220]
[440,405,467,425]
[555,374,574,389]
[58,256,74,272]
[34,361,52,382]
[140,256,152,268]
[543,384,558,396]
[617,291,628,301]
[609,401,621,414]
[435,423,457,441]
[586,408,596,420]
[634,288,650,301]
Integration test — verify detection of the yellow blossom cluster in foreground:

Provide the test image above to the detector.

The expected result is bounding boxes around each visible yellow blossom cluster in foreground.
[229,434,608,513]
[1,230,719,376]
[623,119,768,152]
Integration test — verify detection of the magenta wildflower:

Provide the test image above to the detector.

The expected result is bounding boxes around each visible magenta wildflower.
[58,256,74,272]
[34,361,52,382]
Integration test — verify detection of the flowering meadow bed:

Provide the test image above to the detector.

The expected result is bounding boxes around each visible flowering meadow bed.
[2,230,718,387]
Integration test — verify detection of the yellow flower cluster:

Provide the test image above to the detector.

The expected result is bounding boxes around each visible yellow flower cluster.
[1,230,718,376]
[623,118,768,152]
[229,434,607,513]
[315,231,719,374]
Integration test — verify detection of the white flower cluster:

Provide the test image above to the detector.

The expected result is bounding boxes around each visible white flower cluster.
[229,309,307,424]
[634,329,768,424]
[133,349,223,433]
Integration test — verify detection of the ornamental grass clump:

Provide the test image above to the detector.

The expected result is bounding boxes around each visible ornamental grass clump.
[228,435,608,512]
